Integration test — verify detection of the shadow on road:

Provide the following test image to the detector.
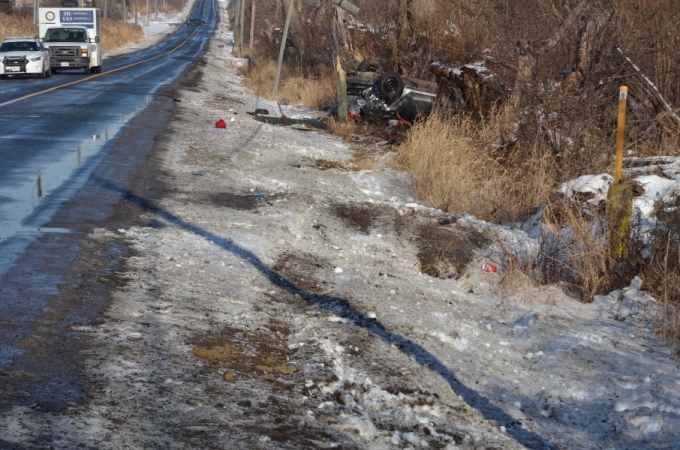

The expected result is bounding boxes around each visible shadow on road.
[93,176,547,449]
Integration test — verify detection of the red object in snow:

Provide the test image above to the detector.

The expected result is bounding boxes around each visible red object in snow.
[348,111,361,123]
[215,119,227,129]
[483,263,498,273]
[281,115,288,119]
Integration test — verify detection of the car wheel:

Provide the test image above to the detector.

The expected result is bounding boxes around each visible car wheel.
[38,67,46,79]
[96,65,102,73]
[357,58,383,73]
[375,72,404,101]
[46,67,52,78]
[0,75,6,79]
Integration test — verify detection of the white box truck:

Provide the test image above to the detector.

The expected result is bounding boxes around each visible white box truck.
[39,8,102,74]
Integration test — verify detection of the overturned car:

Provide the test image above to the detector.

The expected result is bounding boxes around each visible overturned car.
[346,59,437,123]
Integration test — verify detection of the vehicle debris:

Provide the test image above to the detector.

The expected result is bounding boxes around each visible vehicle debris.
[252,115,327,130]
[345,59,438,123]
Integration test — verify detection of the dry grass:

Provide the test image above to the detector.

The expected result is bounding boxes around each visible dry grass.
[395,112,553,223]
[102,18,143,53]
[650,238,680,347]
[496,197,616,303]
[641,205,680,347]
[240,60,336,109]
[539,200,614,301]
[0,13,142,53]
[0,12,37,41]
[326,116,355,139]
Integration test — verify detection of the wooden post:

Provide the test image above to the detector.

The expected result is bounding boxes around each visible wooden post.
[233,0,240,52]
[239,0,246,57]
[606,183,633,259]
[249,0,256,62]
[607,86,632,259]
[335,55,348,123]
[331,6,341,56]
[272,0,295,97]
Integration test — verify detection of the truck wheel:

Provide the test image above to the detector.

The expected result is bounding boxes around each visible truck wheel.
[357,58,383,73]
[375,72,404,101]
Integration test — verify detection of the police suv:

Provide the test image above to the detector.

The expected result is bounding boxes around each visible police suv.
[0,36,51,79]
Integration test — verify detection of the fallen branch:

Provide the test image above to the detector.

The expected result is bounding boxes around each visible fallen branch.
[617,47,680,127]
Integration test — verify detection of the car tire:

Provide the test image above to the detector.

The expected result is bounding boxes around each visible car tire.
[46,67,52,78]
[96,65,102,73]
[38,67,46,79]
[375,72,404,101]
[357,58,383,73]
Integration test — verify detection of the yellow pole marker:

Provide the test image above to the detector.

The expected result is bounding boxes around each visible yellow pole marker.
[607,86,632,259]
[606,183,632,259]
[614,86,628,183]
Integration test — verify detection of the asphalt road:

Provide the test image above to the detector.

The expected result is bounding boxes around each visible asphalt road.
[0,0,215,413]
[0,0,215,268]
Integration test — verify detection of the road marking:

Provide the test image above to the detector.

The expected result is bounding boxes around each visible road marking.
[0,1,210,108]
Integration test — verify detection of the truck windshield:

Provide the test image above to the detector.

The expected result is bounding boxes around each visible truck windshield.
[44,28,88,43]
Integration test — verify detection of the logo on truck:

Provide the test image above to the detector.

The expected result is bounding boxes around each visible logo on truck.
[45,11,55,20]
[59,10,95,28]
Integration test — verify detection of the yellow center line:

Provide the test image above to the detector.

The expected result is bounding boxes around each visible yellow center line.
[0,2,209,108]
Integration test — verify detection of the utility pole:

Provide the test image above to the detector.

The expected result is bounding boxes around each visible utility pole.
[272,0,295,97]
[34,0,39,25]
[146,0,149,25]
[239,0,246,56]
[134,0,138,25]
[123,0,127,24]
[249,0,256,61]
[233,0,240,52]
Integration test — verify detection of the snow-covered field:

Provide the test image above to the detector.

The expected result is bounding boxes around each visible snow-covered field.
[2,2,680,449]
